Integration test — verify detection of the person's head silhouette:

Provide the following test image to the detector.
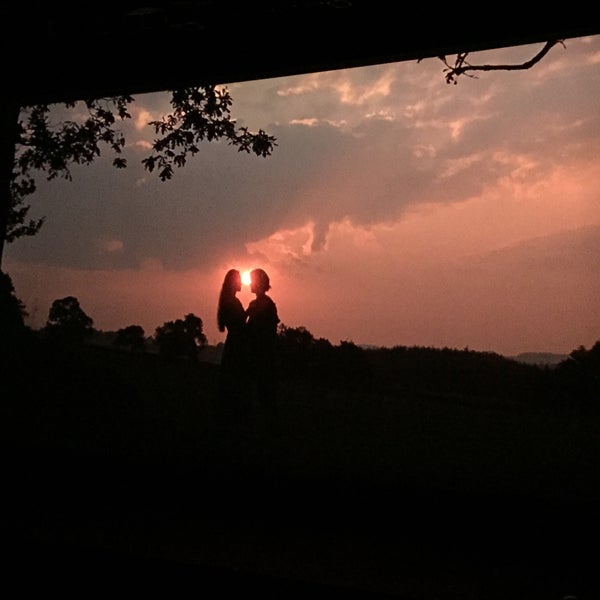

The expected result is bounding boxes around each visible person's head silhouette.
[250,268,271,295]
[217,269,242,332]
[221,269,242,295]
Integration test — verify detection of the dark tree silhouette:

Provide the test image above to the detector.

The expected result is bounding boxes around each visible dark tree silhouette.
[438,40,565,85]
[0,269,28,342]
[362,344,554,406]
[154,313,207,362]
[277,324,332,381]
[554,341,600,407]
[114,324,146,354]
[43,296,95,345]
[1,86,277,266]
[277,324,317,375]
[277,324,375,390]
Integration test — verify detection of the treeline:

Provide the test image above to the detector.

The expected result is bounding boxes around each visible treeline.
[2,270,599,411]
[2,270,208,361]
[276,324,600,411]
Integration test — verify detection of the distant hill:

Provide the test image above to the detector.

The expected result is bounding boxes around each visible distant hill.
[510,352,568,366]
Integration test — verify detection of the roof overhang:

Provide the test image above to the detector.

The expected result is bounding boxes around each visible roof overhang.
[3,2,600,106]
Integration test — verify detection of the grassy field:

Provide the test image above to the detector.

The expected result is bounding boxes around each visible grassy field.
[4,338,599,502]
[3,338,600,597]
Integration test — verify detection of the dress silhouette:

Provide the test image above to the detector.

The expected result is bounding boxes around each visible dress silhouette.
[216,269,249,413]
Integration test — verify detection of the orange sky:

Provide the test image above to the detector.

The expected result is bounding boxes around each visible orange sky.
[6,35,600,356]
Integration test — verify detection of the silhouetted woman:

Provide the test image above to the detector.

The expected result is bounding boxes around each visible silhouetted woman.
[217,269,249,410]
[246,268,280,433]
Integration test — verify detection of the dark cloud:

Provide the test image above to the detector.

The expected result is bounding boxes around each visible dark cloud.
[7,36,600,280]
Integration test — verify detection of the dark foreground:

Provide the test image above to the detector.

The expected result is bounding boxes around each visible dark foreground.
[3,447,599,599]
[2,340,599,598]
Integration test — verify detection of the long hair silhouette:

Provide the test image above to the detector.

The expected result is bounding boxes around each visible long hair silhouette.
[217,268,242,332]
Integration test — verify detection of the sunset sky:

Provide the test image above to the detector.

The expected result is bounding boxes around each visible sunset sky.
[6,35,600,357]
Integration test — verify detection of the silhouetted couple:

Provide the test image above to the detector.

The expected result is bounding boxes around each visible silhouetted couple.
[217,268,280,441]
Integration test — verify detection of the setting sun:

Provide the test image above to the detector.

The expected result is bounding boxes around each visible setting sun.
[241,270,252,286]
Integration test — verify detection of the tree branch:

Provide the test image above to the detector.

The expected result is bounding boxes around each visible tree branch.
[440,40,565,84]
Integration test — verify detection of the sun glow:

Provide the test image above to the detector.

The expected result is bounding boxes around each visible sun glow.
[241,270,252,286]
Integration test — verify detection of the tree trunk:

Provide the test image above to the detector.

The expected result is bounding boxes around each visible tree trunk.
[0,97,21,269]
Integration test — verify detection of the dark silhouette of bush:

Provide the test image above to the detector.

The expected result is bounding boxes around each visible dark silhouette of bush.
[277,324,373,391]
[114,325,146,354]
[325,340,374,391]
[363,344,552,407]
[277,324,327,379]
[154,313,207,362]
[553,341,600,409]
[42,296,95,346]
